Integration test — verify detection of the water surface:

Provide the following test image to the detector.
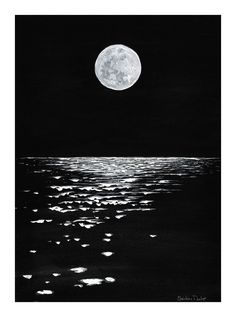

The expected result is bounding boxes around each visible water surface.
[15,157,220,301]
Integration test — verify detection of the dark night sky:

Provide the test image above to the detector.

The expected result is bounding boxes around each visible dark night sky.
[16,15,221,157]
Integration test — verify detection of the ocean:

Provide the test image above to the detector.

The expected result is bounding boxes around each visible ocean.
[15,157,220,301]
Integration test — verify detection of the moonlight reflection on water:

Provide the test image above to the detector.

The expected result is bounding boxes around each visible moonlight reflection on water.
[15,157,220,301]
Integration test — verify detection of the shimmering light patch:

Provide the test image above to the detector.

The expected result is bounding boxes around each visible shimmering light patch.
[50,185,75,191]
[70,267,87,273]
[53,176,62,179]
[141,208,155,211]
[30,219,44,224]
[49,206,64,212]
[105,277,115,283]
[52,273,61,277]
[23,275,32,279]
[101,252,114,257]
[80,278,103,286]
[70,178,79,182]
[79,186,96,191]
[84,224,95,229]
[87,219,103,224]
[115,215,126,219]
[140,200,153,204]
[123,178,137,183]
[45,281,50,284]
[36,290,53,295]
[49,191,72,198]
[74,284,83,288]
[101,183,116,187]
[55,241,61,245]
[29,250,37,253]
[63,221,72,226]
[94,207,107,211]
[105,233,113,237]
[63,235,69,238]
[60,201,74,205]
[103,238,111,242]
[149,234,157,238]
[32,209,38,212]
[159,180,170,184]
[89,195,102,201]
[81,244,90,248]
[80,207,90,211]
[74,238,80,241]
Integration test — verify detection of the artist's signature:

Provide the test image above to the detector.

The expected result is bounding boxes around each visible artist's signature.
[177,295,207,302]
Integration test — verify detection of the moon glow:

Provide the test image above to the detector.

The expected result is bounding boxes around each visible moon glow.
[95,44,142,91]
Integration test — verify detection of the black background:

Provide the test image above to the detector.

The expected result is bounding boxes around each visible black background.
[16,15,221,157]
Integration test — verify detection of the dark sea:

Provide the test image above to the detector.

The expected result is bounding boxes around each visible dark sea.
[15,157,221,302]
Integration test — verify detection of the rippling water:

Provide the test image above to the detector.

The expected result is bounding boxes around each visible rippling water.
[15,157,220,301]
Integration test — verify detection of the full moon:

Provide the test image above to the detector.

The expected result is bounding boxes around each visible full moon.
[95,44,142,91]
